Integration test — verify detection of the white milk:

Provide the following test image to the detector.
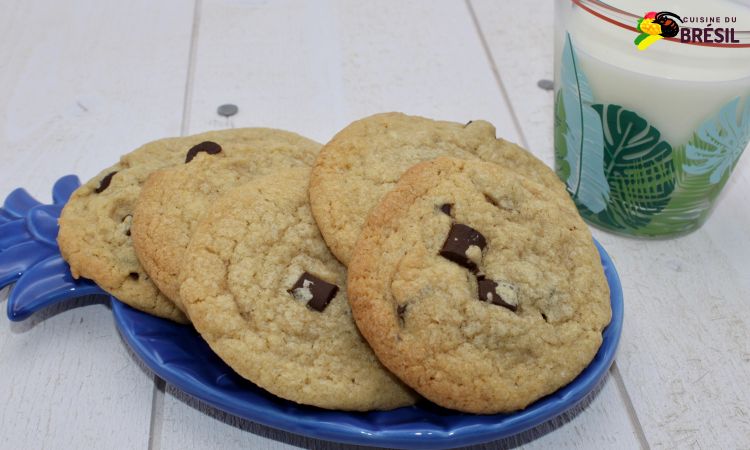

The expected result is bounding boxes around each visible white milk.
[555,0,750,144]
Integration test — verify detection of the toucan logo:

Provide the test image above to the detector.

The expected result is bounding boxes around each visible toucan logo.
[635,11,682,50]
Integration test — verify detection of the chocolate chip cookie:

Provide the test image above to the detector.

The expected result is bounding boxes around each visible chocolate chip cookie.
[179,168,416,411]
[347,157,611,413]
[309,112,564,265]
[58,129,294,322]
[132,129,320,312]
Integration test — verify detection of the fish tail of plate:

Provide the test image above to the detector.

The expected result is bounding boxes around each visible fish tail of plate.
[1,175,107,321]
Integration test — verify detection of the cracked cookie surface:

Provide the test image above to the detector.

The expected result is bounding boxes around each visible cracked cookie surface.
[347,158,611,414]
[309,112,564,265]
[132,129,320,313]
[58,129,289,323]
[179,168,416,411]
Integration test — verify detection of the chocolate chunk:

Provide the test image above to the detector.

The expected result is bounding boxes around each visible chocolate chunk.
[439,203,453,216]
[185,141,222,163]
[477,277,518,312]
[94,171,117,194]
[439,223,486,271]
[128,272,139,281]
[288,272,339,312]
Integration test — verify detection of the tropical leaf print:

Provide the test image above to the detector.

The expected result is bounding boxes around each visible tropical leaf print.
[554,89,571,182]
[683,96,750,184]
[642,142,720,234]
[643,96,750,234]
[559,32,609,213]
[555,36,748,235]
[592,104,676,230]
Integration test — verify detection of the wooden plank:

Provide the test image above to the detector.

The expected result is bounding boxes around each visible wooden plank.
[158,0,638,449]
[466,0,556,160]
[183,0,521,144]
[160,385,311,450]
[471,0,750,447]
[0,0,194,447]
[160,368,640,450]
[602,229,750,448]
[506,371,642,449]
[0,299,151,449]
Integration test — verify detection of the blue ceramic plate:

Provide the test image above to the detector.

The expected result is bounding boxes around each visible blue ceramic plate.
[3,176,623,449]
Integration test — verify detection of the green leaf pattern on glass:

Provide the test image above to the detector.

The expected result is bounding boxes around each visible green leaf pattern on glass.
[683,97,750,184]
[554,33,750,235]
[559,33,609,213]
[554,89,571,182]
[591,104,675,230]
[644,142,721,234]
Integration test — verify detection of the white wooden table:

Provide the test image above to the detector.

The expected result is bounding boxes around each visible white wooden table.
[1,1,748,448]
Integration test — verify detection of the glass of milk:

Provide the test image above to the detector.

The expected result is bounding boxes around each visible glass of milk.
[554,0,750,237]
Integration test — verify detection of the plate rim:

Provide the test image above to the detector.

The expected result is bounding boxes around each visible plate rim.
[112,239,623,449]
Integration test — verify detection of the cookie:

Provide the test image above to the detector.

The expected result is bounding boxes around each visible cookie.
[309,112,564,265]
[132,129,320,312]
[347,157,611,414]
[58,129,291,323]
[179,168,416,411]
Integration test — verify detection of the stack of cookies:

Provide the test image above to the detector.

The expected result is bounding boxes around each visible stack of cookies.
[57,113,611,414]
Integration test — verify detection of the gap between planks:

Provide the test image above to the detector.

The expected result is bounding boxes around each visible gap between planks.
[612,361,651,450]
[180,0,203,137]
[149,377,167,450]
[149,1,203,449]
[464,0,529,151]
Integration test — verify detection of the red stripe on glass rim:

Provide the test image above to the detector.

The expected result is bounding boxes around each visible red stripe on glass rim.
[572,0,750,48]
